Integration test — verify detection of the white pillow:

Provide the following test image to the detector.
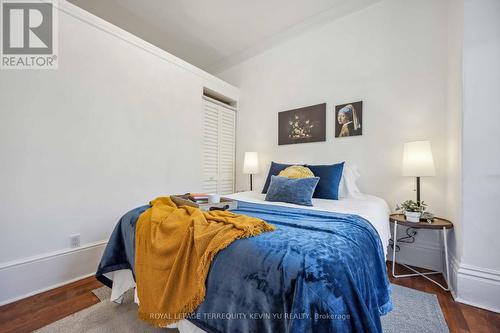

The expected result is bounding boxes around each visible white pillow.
[339,163,361,198]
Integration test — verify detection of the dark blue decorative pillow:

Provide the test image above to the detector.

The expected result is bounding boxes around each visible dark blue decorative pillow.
[306,162,344,200]
[265,176,320,206]
[262,162,295,194]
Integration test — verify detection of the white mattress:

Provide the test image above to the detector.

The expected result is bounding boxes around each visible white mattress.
[109,191,391,333]
[226,191,391,256]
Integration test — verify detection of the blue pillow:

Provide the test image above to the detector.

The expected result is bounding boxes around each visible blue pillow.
[261,162,295,193]
[306,162,344,200]
[265,176,320,206]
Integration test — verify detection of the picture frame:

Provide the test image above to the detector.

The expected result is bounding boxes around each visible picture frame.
[335,101,363,138]
[278,103,326,145]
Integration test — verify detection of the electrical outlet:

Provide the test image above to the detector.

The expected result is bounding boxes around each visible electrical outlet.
[70,234,80,248]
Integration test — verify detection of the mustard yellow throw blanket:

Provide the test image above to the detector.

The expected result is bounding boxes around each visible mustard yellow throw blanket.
[135,197,275,327]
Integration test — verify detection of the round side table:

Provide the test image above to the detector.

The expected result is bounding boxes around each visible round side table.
[389,214,453,291]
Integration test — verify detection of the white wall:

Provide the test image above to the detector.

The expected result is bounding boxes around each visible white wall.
[217,0,449,268]
[455,0,500,312]
[462,0,500,272]
[446,0,463,287]
[0,1,238,304]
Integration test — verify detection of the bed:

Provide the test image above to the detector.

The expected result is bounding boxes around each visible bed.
[96,191,392,333]
[228,191,391,255]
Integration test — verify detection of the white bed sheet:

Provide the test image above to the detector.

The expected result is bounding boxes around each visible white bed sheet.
[226,191,391,256]
[109,191,391,333]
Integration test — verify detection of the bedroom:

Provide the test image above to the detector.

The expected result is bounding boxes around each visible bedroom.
[0,0,499,332]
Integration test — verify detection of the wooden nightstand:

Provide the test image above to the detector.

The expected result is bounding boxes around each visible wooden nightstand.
[389,214,453,291]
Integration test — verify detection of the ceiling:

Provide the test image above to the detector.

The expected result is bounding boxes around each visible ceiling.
[68,0,380,73]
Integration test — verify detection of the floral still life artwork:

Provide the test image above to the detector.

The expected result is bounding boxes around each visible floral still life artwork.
[278,103,326,145]
[289,115,314,139]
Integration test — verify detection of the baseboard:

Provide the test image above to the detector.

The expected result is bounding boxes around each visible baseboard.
[454,296,500,314]
[0,240,107,306]
[452,261,500,313]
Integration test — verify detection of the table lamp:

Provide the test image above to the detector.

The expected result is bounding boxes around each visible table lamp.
[402,141,435,203]
[243,152,259,191]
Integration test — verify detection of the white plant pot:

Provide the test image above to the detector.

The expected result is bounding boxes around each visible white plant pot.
[405,211,421,223]
[405,212,422,223]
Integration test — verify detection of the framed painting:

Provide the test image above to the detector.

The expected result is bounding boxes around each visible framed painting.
[335,101,362,138]
[278,103,326,145]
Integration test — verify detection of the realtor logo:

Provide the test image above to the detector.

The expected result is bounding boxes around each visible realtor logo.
[1,0,58,69]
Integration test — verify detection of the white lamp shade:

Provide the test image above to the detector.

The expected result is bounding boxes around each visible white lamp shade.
[402,141,436,176]
[243,152,259,174]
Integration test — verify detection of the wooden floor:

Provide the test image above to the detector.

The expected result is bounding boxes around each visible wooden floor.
[0,277,102,333]
[0,263,499,333]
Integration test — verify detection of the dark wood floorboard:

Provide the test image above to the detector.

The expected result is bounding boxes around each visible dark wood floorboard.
[0,277,102,333]
[0,264,499,333]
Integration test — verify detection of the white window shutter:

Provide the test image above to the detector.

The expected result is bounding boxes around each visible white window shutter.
[202,100,219,194]
[202,99,236,194]
[218,107,236,195]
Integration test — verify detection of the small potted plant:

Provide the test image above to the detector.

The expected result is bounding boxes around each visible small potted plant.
[396,200,427,222]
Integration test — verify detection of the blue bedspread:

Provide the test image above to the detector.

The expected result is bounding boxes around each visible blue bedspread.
[96,201,392,333]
